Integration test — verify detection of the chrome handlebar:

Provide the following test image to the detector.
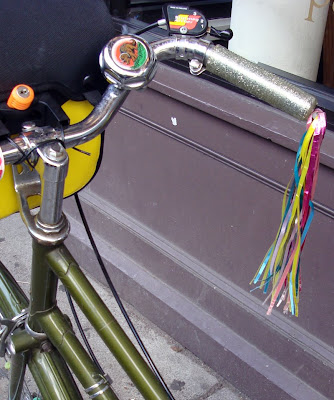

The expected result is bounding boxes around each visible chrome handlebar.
[152,36,316,120]
[1,35,317,165]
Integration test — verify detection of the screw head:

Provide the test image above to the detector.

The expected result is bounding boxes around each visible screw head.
[46,142,65,161]
[21,121,36,132]
[40,341,53,353]
[16,85,31,98]
[189,59,204,75]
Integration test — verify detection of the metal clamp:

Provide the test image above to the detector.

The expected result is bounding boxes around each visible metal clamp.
[12,162,70,246]
[24,319,47,341]
[85,374,111,399]
[189,58,206,75]
[0,310,28,356]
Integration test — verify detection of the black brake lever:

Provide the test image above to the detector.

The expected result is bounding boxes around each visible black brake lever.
[209,27,233,42]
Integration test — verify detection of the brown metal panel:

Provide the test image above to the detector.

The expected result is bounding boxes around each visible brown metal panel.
[87,108,334,342]
[65,63,334,399]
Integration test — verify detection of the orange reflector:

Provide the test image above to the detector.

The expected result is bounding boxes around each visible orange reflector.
[7,84,34,110]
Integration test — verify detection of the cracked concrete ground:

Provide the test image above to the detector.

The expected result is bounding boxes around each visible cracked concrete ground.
[0,213,250,400]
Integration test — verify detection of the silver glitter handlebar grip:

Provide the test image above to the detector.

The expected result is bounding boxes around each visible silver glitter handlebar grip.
[205,44,317,121]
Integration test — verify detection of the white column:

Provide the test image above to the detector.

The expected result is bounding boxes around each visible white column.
[229,0,330,81]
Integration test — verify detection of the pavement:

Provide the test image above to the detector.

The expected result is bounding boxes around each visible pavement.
[0,212,250,400]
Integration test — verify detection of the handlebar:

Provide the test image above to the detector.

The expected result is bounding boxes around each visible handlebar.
[152,37,316,120]
[204,44,316,121]
[1,35,317,165]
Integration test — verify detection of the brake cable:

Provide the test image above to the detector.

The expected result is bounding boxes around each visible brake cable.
[65,288,106,376]
[74,193,175,400]
[134,19,167,35]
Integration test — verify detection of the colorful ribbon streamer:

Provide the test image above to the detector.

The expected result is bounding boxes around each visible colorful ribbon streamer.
[251,109,327,316]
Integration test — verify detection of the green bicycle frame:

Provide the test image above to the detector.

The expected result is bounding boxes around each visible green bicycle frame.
[0,260,82,399]
[0,238,170,400]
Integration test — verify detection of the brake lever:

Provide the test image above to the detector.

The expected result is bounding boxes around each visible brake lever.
[209,27,233,42]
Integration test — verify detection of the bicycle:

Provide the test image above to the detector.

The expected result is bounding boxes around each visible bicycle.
[0,4,318,400]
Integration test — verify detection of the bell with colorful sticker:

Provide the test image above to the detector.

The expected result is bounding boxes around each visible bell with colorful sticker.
[99,35,157,90]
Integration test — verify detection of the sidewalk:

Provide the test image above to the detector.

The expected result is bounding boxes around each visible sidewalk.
[0,212,250,400]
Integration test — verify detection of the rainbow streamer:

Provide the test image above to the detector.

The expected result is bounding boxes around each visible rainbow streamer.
[251,109,327,316]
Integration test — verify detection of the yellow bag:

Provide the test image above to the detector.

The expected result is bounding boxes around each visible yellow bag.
[0,100,101,219]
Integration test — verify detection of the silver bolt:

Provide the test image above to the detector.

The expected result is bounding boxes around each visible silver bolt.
[21,121,36,132]
[180,26,188,34]
[46,142,65,161]
[189,59,204,75]
[16,86,30,98]
[40,341,53,353]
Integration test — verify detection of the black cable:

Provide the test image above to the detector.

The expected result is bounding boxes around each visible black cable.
[135,21,159,35]
[13,138,65,166]
[74,192,175,400]
[6,136,35,169]
[65,288,105,375]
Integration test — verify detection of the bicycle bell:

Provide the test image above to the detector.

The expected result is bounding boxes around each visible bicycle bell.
[100,35,157,90]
